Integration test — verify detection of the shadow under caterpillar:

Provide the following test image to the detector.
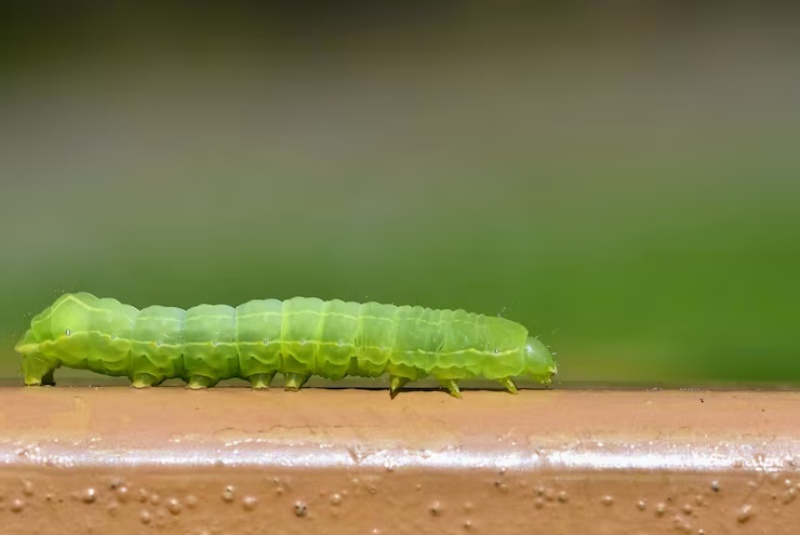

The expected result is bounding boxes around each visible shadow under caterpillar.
[14,293,557,398]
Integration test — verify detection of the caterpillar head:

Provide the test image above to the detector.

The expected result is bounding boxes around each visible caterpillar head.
[524,337,557,386]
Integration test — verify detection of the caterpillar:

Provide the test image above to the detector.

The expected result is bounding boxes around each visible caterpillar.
[13,292,557,398]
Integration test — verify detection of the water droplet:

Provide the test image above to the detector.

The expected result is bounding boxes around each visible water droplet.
[300,339,306,345]
[534,497,544,509]
[156,341,162,347]
[185,495,198,508]
[430,501,443,516]
[107,500,119,516]
[242,496,258,511]
[736,505,754,523]
[222,486,235,502]
[138,489,149,503]
[464,520,474,530]
[21,480,33,496]
[602,495,614,506]
[637,500,646,511]
[557,491,569,503]
[82,488,97,504]
[710,481,720,492]
[167,498,182,515]
[656,503,666,516]
[65,329,72,336]
[116,486,129,503]
[682,504,693,515]
[10,499,25,513]
[139,511,151,524]
[330,493,342,506]
[294,501,308,517]
[148,493,160,506]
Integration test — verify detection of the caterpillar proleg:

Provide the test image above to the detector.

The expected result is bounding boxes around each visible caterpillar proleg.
[14,293,557,398]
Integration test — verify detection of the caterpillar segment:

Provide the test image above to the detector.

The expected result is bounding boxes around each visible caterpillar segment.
[14,293,557,398]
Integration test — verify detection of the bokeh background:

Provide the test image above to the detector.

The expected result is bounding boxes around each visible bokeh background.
[1,2,798,387]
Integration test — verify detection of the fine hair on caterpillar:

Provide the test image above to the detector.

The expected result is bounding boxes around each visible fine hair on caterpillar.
[14,292,557,398]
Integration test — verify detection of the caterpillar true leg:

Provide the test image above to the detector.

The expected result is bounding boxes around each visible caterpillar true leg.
[389,376,410,398]
[284,372,311,391]
[248,372,276,389]
[498,377,519,394]
[438,379,463,399]
[22,354,57,386]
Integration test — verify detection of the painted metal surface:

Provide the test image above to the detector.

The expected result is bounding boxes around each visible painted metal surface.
[0,388,798,533]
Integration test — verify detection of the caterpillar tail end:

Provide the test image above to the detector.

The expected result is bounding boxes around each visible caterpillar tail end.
[389,376,410,399]
[21,353,57,387]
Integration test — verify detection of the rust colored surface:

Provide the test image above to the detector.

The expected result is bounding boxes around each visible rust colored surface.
[1,388,799,534]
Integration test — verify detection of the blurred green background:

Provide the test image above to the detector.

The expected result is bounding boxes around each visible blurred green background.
[1,2,798,387]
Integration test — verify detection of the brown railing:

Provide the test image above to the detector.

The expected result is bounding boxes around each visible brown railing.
[0,388,797,534]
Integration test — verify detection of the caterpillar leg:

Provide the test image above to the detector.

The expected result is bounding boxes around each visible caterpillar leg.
[438,379,463,399]
[187,375,218,389]
[131,372,165,388]
[389,376,410,399]
[284,373,311,391]
[248,372,277,390]
[498,377,519,395]
[22,354,57,386]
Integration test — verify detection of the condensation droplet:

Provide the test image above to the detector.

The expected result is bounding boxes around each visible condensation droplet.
[263,339,269,345]
[300,339,306,345]
[156,341,162,347]
[557,491,569,503]
[116,486,129,503]
[149,493,160,506]
[185,495,198,508]
[656,503,667,516]
[222,486,235,502]
[330,493,342,506]
[710,481,720,492]
[464,520,474,530]
[534,497,544,509]
[139,511,151,524]
[167,498,182,515]
[682,504,693,515]
[21,480,34,496]
[10,499,25,513]
[65,329,72,336]
[242,496,258,511]
[602,495,614,506]
[294,501,308,517]
[430,501,443,516]
[737,505,754,523]
[82,488,97,504]
[637,500,646,511]
[107,500,119,516]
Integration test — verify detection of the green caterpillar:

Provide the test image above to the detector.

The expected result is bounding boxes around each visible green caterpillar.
[14,292,557,398]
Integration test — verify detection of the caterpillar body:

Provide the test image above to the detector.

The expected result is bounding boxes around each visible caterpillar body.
[14,293,557,398]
